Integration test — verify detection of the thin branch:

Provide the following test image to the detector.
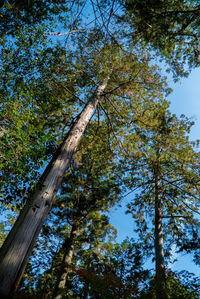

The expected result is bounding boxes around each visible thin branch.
[162,215,190,218]
[162,177,200,202]
[160,6,200,16]
[162,178,200,215]
[107,0,116,29]
[61,84,86,105]
[98,101,128,157]
[44,29,85,36]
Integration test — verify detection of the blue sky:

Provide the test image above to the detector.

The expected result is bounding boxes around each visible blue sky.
[109,67,200,275]
[169,68,200,141]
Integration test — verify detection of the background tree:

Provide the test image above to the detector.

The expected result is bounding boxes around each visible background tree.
[139,270,200,299]
[120,108,200,298]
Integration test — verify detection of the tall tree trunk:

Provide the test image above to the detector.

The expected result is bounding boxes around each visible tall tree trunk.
[54,224,77,299]
[0,77,110,298]
[154,172,168,299]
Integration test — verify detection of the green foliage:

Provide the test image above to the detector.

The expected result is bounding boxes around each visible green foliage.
[71,238,150,298]
[121,0,200,77]
[139,270,200,299]
[0,42,79,207]
[0,207,16,246]
[0,0,71,36]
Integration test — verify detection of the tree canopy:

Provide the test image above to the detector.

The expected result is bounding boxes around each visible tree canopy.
[0,1,200,298]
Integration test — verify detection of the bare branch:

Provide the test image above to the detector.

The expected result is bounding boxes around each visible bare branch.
[44,29,85,36]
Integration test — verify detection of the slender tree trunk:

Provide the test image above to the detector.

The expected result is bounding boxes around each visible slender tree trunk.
[154,171,168,299]
[54,224,77,299]
[0,77,110,298]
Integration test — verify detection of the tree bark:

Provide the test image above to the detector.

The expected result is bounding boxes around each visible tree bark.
[0,77,110,298]
[154,171,168,299]
[54,224,77,299]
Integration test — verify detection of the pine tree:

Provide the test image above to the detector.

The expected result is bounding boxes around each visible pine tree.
[121,108,200,299]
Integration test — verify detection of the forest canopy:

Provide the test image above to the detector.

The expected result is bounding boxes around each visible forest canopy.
[0,1,200,298]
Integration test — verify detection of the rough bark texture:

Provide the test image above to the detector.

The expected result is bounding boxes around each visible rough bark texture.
[154,171,168,299]
[54,224,77,299]
[0,77,110,298]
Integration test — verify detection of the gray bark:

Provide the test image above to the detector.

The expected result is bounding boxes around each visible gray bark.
[154,172,168,299]
[54,224,77,299]
[0,77,110,298]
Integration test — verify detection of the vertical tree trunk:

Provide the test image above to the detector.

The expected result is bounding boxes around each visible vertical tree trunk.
[54,224,77,299]
[154,172,168,299]
[0,77,110,298]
